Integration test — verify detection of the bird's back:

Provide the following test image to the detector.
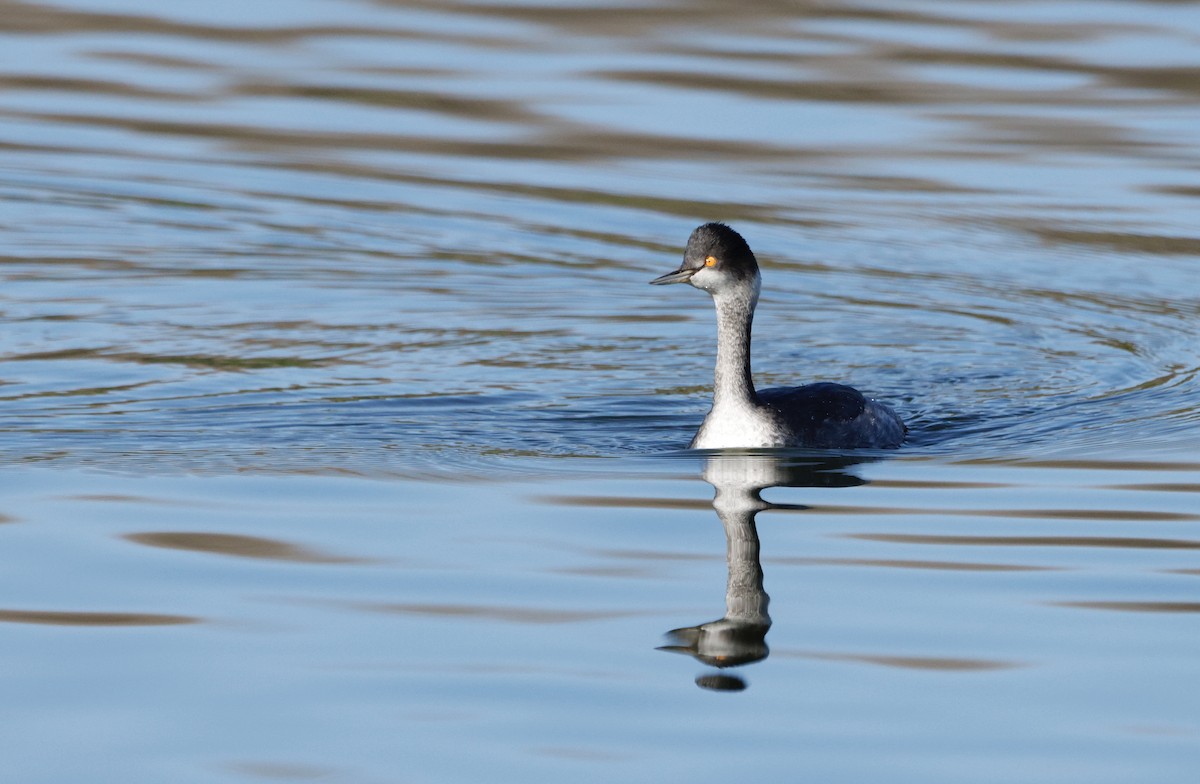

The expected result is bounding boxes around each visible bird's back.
[758,382,904,448]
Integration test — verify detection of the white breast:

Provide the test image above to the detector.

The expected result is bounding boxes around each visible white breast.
[690,401,785,449]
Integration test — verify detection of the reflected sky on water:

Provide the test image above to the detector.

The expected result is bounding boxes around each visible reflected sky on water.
[1,0,1199,781]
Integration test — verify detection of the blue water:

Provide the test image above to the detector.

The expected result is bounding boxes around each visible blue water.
[1,0,1199,781]
[3,458,1198,782]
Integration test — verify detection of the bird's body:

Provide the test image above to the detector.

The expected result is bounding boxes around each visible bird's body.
[694,382,903,450]
[651,223,905,450]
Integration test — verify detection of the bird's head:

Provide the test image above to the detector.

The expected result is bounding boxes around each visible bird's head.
[650,222,760,297]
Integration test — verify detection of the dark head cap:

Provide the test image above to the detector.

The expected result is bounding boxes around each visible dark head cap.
[650,222,760,288]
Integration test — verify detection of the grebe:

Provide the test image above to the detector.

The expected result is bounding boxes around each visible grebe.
[651,223,905,450]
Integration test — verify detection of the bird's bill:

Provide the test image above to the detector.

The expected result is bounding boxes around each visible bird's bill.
[649,267,695,285]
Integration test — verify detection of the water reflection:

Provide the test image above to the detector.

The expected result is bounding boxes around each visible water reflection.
[660,453,866,690]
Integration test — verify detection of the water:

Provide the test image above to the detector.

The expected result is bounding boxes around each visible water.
[1,0,1199,780]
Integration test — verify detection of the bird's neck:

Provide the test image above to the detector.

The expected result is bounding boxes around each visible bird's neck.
[711,280,759,408]
[712,482,771,626]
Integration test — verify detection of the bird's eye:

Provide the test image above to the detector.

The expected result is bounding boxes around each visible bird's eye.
[704,256,718,267]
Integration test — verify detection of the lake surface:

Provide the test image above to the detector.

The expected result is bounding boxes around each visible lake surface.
[1,0,1199,781]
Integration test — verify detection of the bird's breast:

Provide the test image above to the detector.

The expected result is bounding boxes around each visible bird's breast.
[690,402,786,449]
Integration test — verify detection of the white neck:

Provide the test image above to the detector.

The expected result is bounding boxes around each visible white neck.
[710,276,760,409]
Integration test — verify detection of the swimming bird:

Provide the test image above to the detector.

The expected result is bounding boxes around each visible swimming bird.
[651,223,905,449]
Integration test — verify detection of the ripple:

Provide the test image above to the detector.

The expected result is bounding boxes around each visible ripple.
[1027,228,1200,256]
[848,534,1200,550]
[123,532,363,564]
[778,649,1025,672]
[355,602,640,625]
[0,608,198,626]
[1052,601,1200,614]
[224,762,340,781]
[771,557,1057,573]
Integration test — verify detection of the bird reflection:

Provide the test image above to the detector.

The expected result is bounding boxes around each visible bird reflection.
[659,453,867,691]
